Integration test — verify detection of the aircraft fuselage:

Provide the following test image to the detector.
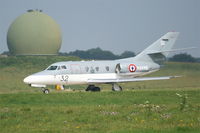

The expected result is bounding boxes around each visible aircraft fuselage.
[24,60,160,86]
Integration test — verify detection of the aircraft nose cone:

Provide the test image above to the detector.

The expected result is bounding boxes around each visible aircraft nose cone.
[23,76,32,84]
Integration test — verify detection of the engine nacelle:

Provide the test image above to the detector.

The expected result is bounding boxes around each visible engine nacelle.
[115,63,150,74]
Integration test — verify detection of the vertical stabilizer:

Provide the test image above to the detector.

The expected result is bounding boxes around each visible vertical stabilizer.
[134,32,179,64]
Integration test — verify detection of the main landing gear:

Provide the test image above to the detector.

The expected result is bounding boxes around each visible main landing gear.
[85,84,122,92]
[42,88,50,94]
[112,83,122,91]
[85,85,101,92]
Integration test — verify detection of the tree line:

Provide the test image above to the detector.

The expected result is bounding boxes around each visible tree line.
[168,53,198,63]
[59,48,199,63]
[59,47,136,60]
[1,48,199,62]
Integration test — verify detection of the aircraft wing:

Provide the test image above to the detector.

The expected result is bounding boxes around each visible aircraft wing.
[87,76,180,84]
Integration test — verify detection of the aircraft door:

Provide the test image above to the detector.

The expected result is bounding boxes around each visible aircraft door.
[70,64,81,74]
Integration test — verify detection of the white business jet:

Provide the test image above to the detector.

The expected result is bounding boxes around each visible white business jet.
[24,32,182,93]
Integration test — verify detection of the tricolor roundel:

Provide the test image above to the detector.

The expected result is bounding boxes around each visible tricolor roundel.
[128,64,137,72]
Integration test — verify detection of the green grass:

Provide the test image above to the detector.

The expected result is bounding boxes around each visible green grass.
[0,56,200,132]
[0,91,200,133]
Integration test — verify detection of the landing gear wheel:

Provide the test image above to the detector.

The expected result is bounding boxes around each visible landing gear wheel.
[93,87,100,92]
[86,85,95,91]
[86,85,101,92]
[42,88,50,94]
[112,84,122,91]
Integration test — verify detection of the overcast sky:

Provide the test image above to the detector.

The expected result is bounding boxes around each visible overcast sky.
[0,0,200,57]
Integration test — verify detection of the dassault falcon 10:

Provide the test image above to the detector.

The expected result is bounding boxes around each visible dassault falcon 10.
[24,32,182,93]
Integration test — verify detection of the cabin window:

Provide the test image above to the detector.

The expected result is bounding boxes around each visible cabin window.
[47,66,58,70]
[105,66,109,71]
[90,67,95,73]
[85,67,89,72]
[95,67,99,72]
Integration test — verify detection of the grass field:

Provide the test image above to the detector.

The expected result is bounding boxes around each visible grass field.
[0,56,200,133]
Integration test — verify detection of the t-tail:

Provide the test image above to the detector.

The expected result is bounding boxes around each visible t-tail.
[134,32,179,64]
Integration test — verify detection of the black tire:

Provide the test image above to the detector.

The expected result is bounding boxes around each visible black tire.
[112,86,122,91]
[43,89,50,94]
[92,87,100,92]
[86,85,100,92]
[86,85,95,91]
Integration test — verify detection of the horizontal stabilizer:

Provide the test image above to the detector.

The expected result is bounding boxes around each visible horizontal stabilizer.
[88,76,180,84]
[147,47,196,55]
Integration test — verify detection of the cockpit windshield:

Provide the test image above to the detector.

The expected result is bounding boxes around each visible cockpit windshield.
[47,66,58,70]
[57,65,67,70]
[61,65,67,69]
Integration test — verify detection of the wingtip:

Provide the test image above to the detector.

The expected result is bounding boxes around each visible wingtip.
[171,75,182,78]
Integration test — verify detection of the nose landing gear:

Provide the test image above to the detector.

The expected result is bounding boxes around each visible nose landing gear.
[86,84,122,92]
[42,88,50,94]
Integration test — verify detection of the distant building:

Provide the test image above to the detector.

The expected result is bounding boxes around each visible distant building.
[7,10,62,55]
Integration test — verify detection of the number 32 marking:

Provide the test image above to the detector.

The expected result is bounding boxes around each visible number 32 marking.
[60,75,69,82]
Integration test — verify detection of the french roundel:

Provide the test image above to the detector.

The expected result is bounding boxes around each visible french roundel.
[128,64,137,72]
